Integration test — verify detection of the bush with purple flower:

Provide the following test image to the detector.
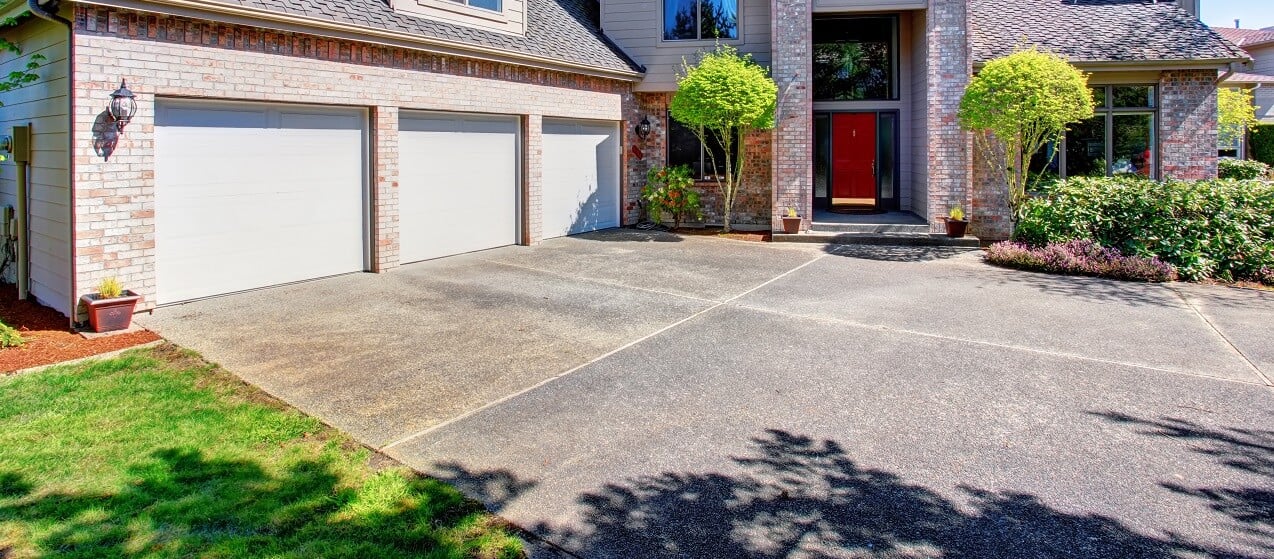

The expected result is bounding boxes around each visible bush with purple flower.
[985,240,1177,282]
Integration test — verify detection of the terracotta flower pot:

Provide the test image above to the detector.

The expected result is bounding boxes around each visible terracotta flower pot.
[781,216,802,234]
[81,290,142,333]
[945,218,969,238]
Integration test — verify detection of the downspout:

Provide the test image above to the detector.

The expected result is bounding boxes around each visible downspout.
[27,0,75,326]
[1217,62,1237,85]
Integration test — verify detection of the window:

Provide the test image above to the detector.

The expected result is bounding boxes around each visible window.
[1032,85,1157,181]
[449,0,501,11]
[813,17,898,101]
[663,0,738,40]
[668,118,737,180]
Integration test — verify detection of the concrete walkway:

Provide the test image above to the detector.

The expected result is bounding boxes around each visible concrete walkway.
[140,230,1274,558]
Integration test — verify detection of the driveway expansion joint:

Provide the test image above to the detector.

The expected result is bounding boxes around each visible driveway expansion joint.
[379,252,829,452]
[727,302,1272,388]
[1169,285,1272,386]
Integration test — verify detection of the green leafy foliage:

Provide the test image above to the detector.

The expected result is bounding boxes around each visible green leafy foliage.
[0,320,24,348]
[1014,177,1274,283]
[97,276,123,299]
[643,165,703,230]
[959,47,1094,219]
[1251,124,1274,166]
[1218,158,1270,180]
[670,44,777,232]
[1217,88,1259,149]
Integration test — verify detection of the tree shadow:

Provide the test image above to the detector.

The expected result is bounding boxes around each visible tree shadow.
[824,244,976,262]
[529,429,1260,558]
[971,263,1186,308]
[1090,411,1274,555]
[0,447,523,557]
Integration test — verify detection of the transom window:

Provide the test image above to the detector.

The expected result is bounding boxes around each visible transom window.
[813,16,899,101]
[450,0,500,12]
[1033,85,1158,180]
[663,0,739,41]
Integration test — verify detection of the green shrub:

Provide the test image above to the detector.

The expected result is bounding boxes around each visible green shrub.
[1218,158,1270,180]
[0,320,24,348]
[1014,176,1274,283]
[1252,124,1274,166]
[643,165,703,230]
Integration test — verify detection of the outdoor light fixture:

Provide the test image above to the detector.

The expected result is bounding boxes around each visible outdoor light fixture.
[108,80,137,133]
[635,116,651,140]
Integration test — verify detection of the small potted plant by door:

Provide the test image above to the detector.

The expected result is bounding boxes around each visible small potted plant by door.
[944,206,969,238]
[81,277,142,333]
[781,207,802,234]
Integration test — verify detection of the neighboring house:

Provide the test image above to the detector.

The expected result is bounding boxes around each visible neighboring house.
[1214,26,1274,125]
[0,0,1243,321]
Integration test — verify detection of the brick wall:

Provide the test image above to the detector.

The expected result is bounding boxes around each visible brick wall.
[770,0,812,231]
[71,6,631,316]
[925,0,973,234]
[626,92,772,228]
[1160,69,1219,179]
[970,133,1012,240]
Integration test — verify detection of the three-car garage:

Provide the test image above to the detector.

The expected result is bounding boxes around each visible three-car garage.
[151,99,622,305]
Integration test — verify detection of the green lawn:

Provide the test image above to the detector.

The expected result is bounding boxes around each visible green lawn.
[0,345,523,559]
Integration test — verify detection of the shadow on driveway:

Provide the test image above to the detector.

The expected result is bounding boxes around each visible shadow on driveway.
[435,428,1268,558]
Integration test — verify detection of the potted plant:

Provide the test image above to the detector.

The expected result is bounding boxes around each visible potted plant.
[80,277,142,333]
[944,206,969,238]
[781,207,802,234]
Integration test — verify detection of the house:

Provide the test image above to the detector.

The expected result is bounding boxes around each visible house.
[0,0,1242,322]
[1214,25,1274,125]
[610,0,1244,239]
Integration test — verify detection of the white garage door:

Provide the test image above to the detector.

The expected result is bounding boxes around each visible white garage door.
[155,100,367,304]
[398,112,519,263]
[542,119,621,238]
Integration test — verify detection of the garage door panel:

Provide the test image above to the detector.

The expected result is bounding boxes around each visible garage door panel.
[542,119,620,238]
[155,100,367,304]
[398,112,519,264]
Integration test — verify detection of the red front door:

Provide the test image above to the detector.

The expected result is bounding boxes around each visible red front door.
[831,113,877,207]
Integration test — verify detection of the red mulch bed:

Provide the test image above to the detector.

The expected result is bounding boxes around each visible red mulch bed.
[0,285,160,373]
[672,227,772,243]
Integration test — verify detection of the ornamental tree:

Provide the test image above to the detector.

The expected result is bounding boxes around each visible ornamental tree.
[1217,87,1259,151]
[959,47,1094,221]
[670,45,777,232]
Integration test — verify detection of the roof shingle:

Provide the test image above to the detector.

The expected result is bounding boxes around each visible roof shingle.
[1213,27,1274,49]
[201,0,642,75]
[970,0,1247,65]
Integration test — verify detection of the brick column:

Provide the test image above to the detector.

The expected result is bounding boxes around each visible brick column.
[771,0,813,232]
[371,106,400,272]
[523,114,544,244]
[925,0,973,233]
[1160,69,1219,180]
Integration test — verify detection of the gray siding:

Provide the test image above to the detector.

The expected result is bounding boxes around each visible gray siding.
[1251,45,1274,123]
[0,16,72,316]
[909,8,927,216]
[601,0,771,92]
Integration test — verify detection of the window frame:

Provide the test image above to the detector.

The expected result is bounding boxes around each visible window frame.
[666,113,739,181]
[661,0,742,43]
[1048,84,1160,180]
[811,15,900,102]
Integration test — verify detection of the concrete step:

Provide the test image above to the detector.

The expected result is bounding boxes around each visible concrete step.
[773,231,982,248]
[809,222,931,234]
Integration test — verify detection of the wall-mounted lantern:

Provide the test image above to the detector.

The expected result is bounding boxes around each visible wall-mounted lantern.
[108,80,137,133]
[635,116,651,140]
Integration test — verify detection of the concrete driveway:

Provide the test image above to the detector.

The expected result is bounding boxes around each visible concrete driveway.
[140,230,1274,558]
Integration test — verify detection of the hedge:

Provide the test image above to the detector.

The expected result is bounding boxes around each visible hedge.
[1252,124,1274,166]
[1014,177,1274,283]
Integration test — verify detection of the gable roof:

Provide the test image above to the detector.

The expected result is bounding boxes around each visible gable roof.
[1213,27,1274,49]
[970,0,1247,65]
[195,0,643,77]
